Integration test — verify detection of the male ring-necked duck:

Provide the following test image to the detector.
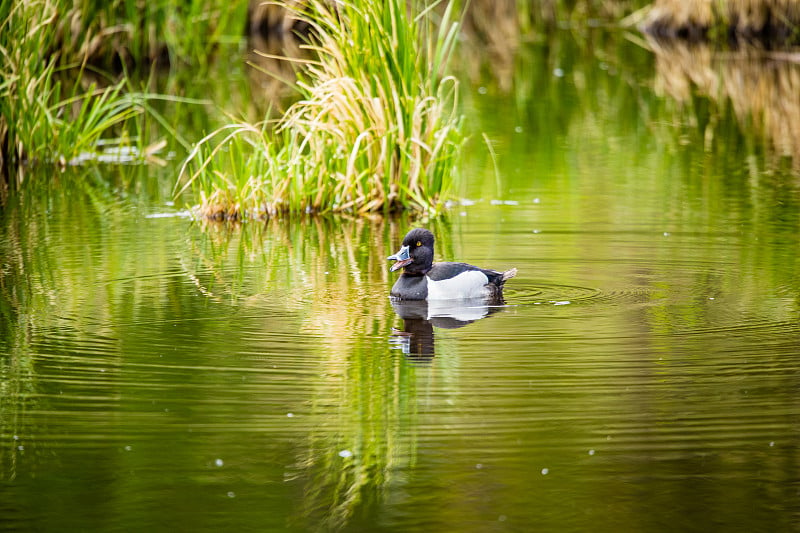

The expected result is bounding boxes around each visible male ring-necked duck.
[387,228,517,300]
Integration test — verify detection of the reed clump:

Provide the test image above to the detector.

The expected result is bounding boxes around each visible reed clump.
[177,0,465,219]
[641,0,800,44]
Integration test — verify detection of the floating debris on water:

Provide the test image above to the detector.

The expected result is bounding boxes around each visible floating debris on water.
[67,140,168,166]
[145,211,193,219]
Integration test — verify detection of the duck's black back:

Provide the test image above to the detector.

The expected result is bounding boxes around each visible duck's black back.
[428,262,508,286]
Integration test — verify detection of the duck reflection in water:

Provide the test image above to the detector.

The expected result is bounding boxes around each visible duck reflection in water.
[389,298,507,360]
[387,228,517,360]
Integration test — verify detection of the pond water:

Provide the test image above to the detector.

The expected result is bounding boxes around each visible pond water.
[2,30,800,531]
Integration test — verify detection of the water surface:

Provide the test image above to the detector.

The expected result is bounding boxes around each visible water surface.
[2,29,800,532]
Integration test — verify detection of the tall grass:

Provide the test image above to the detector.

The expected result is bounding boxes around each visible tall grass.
[0,0,143,190]
[0,0,249,194]
[43,0,249,69]
[177,0,465,219]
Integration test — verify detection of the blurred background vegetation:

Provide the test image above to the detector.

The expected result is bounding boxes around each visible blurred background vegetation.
[2,0,799,209]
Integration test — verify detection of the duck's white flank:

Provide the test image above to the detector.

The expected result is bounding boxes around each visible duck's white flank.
[425,270,490,300]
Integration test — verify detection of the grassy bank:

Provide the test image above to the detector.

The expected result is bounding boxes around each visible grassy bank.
[8,0,796,216]
[178,0,465,219]
[0,0,247,197]
[1,0,661,216]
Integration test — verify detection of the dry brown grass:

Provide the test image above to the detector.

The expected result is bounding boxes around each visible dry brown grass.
[642,0,800,43]
[648,35,800,168]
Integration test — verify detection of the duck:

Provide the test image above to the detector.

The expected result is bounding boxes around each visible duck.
[387,228,517,300]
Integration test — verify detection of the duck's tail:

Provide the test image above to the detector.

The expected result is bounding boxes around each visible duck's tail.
[501,268,517,282]
[485,268,517,303]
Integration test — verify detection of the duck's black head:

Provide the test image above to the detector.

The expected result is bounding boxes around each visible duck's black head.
[388,228,435,275]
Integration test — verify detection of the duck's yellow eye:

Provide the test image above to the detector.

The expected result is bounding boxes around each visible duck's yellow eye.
[416,241,422,247]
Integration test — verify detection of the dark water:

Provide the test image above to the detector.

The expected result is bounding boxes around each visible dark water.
[2,31,800,531]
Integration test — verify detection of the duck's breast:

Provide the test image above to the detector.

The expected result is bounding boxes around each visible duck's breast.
[391,274,428,300]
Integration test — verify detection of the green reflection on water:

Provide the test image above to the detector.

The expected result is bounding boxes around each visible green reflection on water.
[2,28,800,532]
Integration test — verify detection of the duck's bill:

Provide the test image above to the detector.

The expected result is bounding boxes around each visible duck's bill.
[389,258,412,272]
[388,245,411,272]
